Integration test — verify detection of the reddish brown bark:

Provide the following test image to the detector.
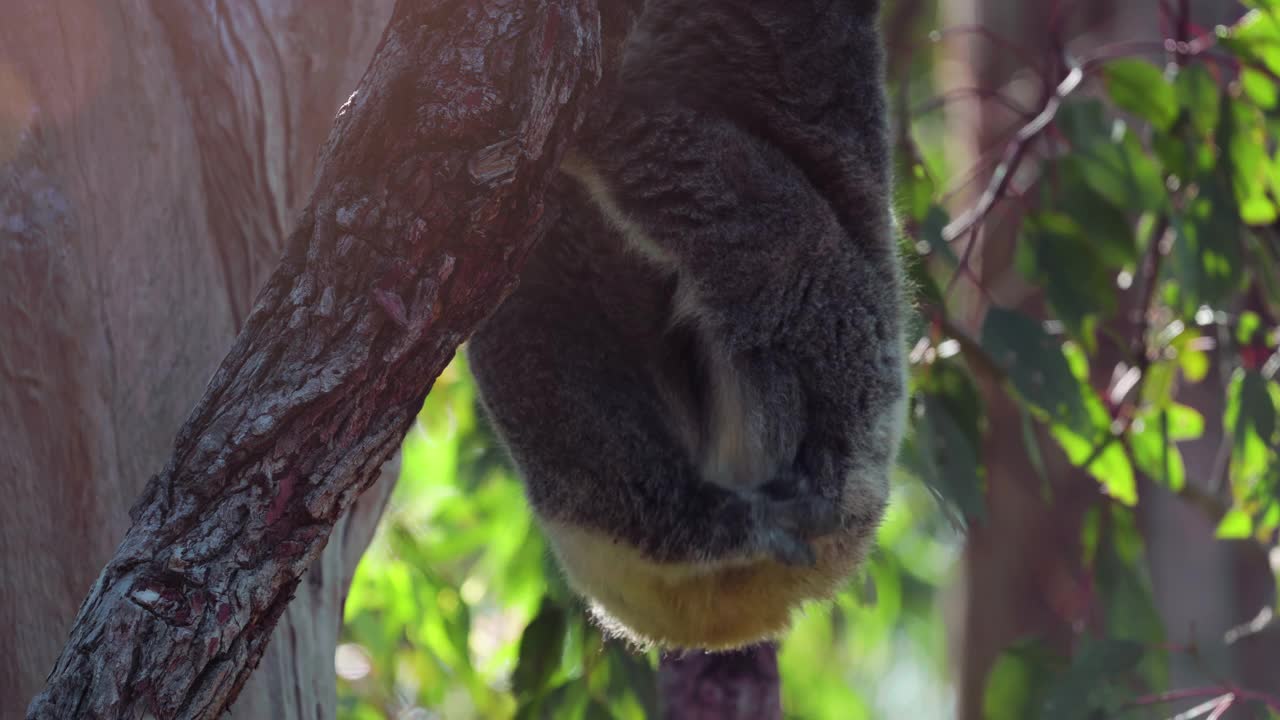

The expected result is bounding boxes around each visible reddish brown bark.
[659,645,783,720]
[23,0,607,716]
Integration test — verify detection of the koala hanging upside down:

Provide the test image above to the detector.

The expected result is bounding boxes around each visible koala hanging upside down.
[469,0,907,650]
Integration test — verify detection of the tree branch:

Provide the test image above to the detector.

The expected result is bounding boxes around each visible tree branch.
[26,0,607,717]
[659,645,783,720]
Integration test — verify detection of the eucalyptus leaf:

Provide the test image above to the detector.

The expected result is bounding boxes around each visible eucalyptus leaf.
[981,307,1091,435]
[513,603,569,698]
[1104,59,1178,130]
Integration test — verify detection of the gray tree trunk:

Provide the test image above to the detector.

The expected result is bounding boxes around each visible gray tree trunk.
[0,2,392,717]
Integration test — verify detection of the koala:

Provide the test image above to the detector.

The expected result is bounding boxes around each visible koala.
[468,0,907,651]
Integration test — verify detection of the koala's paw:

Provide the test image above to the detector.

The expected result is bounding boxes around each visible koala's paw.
[748,493,842,567]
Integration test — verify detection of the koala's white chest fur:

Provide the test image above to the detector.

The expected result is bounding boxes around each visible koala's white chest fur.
[560,152,775,492]
[560,152,676,269]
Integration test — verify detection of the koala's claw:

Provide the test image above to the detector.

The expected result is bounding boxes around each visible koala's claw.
[750,494,842,567]
[766,530,818,566]
[771,497,842,536]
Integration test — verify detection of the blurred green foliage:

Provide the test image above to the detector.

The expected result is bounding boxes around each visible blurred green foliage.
[339,2,1280,718]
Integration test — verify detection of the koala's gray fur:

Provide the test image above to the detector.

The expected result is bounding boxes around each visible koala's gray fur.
[468,0,906,649]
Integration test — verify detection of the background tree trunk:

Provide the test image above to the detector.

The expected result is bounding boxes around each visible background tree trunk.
[937,6,1115,716]
[939,1,1273,717]
[0,2,395,717]
[13,0,611,716]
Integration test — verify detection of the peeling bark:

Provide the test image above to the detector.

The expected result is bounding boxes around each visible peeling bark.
[24,0,606,717]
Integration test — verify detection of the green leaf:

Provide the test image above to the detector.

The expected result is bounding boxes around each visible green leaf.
[1056,101,1168,213]
[606,644,658,719]
[1169,174,1245,315]
[981,307,1091,434]
[1104,59,1179,130]
[512,602,568,698]
[1040,638,1145,720]
[1165,403,1206,441]
[897,159,934,222]
[1175,64,1221,137]
[1019,403,1051,494]
[584,700,615,720]
[1225,369,1278,485]
[1015,211,1118,350]
[1042,160,1139,268]
[1177,340,1211,383]
[983,641,1062,720]
[1153,123,1208,182]
[1217,509,1255,539]
[1093,508,1168,689]
[906,392,986,524]
[982,322,1133,502]
[1140,360,1179,412]
[1238,310,1264,345]
[906,358,983,520]
[515,682,587,720]
[1221,8,1280,79]
[1242,67,1279,109]
[919,204,958,266]
[1261,501,1280,536]
[1248,231,1280,318]
[1129,409,1187,491]
[1054,429,1139,505]
[1221,95,1279,225]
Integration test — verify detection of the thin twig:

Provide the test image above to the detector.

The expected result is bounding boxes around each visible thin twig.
[913,87,1036,119]
[1129,685,1280,714]
[931,24,1044,76]
[942,63,1084,294]
[936,8,1275,301]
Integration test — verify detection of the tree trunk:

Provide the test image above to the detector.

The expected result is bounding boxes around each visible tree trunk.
[12,0,608,717]
[940,1,1268,716]
[0,2,394,718]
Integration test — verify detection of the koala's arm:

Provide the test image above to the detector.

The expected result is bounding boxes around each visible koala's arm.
[562,115,826,350]
[565,0,904,500]
[564,0,896,349]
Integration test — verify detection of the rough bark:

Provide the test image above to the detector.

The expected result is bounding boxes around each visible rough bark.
[23,0,606,717]
[0,2,396,718]
[659,645,783,720]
